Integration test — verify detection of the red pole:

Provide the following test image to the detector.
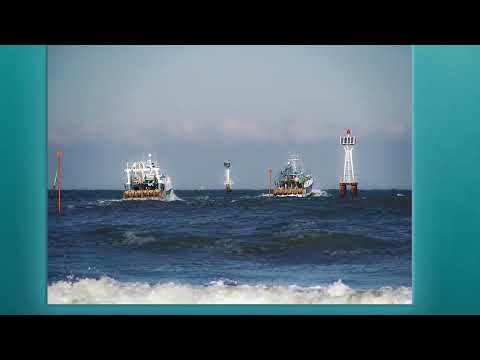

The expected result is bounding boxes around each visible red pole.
[56,151,63,215]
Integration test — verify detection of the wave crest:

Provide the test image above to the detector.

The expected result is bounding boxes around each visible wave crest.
[48,277,411,304]
[310,189,330,197]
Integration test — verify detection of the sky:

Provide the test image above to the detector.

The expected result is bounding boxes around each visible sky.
[48,45,411,190]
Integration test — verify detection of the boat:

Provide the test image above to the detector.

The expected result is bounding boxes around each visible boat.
[122,153,173,200]
[272,154,314,197]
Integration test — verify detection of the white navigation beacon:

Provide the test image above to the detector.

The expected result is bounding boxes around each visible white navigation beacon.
[224,161,232,192]
[340,129,356,183]
[339,128,359,198]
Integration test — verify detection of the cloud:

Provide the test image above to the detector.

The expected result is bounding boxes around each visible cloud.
[49,112,411,148]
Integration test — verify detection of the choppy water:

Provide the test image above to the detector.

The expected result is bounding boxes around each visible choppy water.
[48,189,412,304]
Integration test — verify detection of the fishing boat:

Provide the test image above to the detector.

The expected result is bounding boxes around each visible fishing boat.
[273,154,314,197]
[123,154,173,200]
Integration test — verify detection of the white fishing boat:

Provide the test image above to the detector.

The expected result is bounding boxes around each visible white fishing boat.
[273,154,314,197]
[123,154,173,200]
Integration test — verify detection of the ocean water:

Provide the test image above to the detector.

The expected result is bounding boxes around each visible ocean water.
[48,189,412,304]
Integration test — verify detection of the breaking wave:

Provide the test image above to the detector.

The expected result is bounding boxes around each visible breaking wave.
[48,277,411,304]
[311,189,330,197]
[107,229,409,257]
[121,231,157,246]
[95,199,123,206]
[165,190,183,202]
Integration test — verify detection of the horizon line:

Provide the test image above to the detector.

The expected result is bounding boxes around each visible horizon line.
[48,188,413,191]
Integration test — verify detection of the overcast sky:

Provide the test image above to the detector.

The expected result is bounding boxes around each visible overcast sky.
[48,45,411,190]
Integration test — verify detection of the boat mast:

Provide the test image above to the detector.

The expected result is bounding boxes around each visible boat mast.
[56,151,63,215]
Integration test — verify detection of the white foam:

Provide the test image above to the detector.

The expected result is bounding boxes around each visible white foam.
[121,231,156,245]
[48,277,412,305]
[96,199,123,206]
[195,195,210,201]
[165,190,183,202]
[311,189,330,197]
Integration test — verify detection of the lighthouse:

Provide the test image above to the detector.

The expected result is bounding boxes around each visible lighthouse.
[224,161,232,192]
[339,129,358,198]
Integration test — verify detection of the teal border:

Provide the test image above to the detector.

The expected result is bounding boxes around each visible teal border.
[1,45,479,314]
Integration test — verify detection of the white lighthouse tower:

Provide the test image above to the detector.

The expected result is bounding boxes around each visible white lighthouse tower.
[339,129,358,198]
[224,161,232,192]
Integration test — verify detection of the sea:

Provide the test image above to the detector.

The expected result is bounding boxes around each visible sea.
[48,189,412,304]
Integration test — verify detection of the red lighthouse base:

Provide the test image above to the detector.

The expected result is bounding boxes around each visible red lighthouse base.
[339,182,358,199]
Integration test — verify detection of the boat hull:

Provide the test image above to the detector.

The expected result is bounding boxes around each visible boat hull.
[123,189,170,200]
[272,178,314,197]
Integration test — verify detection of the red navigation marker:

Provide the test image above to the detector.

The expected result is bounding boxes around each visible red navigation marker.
[56,151,63,215]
